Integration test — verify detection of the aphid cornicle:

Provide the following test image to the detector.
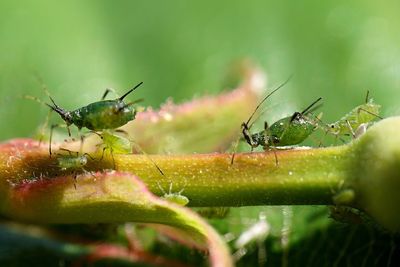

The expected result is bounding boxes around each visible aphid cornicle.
[232,78,322,165]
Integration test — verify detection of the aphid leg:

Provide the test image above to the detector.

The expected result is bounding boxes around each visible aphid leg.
[38,109,52,146]
[59,147,73,156]
[230,138,240,165]
[115,129,129,136]
[83,152,95,161]
[73,171,77,190]
[49,124,62,157]
[357,107,383,120]
[271,147,279,166]
[82,167,96,180]
[242,122,255,148]
[99,147,107,161]
[79,132,85,155]
[345,120,356,138]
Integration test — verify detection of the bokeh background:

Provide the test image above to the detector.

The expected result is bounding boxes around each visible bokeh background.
[1,0,399,141]
[1,1,400,266]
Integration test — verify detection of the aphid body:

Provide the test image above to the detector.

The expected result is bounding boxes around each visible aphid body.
[242,97,321,153]
[231,77,322,164]
[47,82,143,132]
[158,182,189,206]
[57,154,88,170]
[56,152,94,188]
[244,109,319,149]
[327,92,381,137]
[99,130,132,154]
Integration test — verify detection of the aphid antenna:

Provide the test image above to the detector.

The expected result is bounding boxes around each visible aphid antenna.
[245,75,293,127]
[313,114,347,144]
[124,98,144,106]
[130,140,165,177]
[157,181,167,195]
[119,82,143,101]
[118,98,145,112]
[22,95,46,105]
[32,71,53,99]
[45,97,70,123]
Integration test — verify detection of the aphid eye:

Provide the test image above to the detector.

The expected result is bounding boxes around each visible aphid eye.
[331,125,335,128]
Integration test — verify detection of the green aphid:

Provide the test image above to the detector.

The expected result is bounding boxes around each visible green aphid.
[97,130,132,155]
[158,182,189,206]
[93,130,131,168]
[94,130,167,178]
[45,82,143,156]
[56,151,94,188]
[327,91,381,138]
[57,154,88,170]
[233,78,321,164]
[47,82,143,132]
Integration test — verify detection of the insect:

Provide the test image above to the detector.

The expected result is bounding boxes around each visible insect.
[92,130,132,168]
[26,81,143,156]
[231,78,322,165]
[157,181,189,206]
[326,91,381,139]
[92,130,166,176]
[56,149,95,189]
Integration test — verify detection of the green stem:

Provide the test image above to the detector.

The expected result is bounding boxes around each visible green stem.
[111,146,349,206]
[2,117,400,231]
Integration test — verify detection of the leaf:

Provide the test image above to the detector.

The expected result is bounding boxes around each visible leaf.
[0,140,232,266]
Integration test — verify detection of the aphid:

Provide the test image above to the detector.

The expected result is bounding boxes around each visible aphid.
[157,181,189,206]
[28,81,143,156]
[92,130,166,176]
[92,130,132,168]
[232,78,322,164]
[327,91,381,138]
[56,149,94,188]
[48,82,143,132]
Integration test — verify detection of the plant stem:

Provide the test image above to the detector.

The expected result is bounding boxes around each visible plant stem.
[110,146,349,207]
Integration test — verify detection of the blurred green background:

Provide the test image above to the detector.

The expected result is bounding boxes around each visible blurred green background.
[1,0,399,141]
[1,2,400,266]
